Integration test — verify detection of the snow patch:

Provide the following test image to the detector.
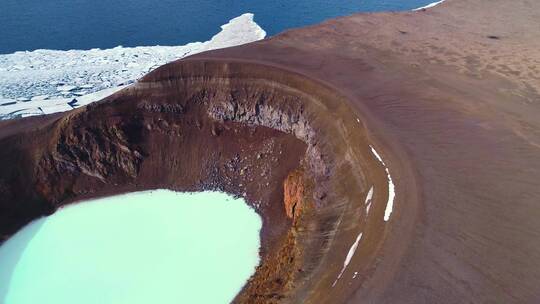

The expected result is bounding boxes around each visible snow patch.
[332,232,363,287]
[369,145,395,222]
[329,185,376,287]
[365,186,374,216]
[0,13,266,120]
[412,0,445,11]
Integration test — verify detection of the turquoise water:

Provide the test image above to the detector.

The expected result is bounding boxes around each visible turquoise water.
[0,190,262,304]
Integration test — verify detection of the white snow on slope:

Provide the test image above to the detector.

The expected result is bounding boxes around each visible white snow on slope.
[0,13,266,120]
[365,186,374,216]
[369,145,395,222]
[332,232,364,287]
[412,0,445,11]
[331,185,374,287]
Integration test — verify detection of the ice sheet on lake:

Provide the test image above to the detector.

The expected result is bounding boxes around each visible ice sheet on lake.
[0,13,266,120]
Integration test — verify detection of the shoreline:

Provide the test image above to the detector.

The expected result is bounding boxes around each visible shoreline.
[0,13,265,120]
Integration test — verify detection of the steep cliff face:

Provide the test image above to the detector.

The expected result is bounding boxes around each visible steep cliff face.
[207,90,328,182]
[35,118,144,204]
[232,168,309,303]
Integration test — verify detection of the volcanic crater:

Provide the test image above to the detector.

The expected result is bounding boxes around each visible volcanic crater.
[3,0,540,303]
[0,60,395,303]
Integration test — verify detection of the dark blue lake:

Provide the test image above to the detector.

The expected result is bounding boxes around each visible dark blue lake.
[1,0,435,54]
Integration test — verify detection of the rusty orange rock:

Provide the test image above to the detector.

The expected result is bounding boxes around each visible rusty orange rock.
[284,169,304,221]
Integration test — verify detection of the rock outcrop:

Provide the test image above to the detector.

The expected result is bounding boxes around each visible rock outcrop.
[283,169,306,222]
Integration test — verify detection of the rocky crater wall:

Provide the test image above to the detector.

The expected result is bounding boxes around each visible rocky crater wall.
[0,59,397,304]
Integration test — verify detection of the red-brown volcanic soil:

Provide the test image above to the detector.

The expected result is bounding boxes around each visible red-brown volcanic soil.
[1,0,540,303]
